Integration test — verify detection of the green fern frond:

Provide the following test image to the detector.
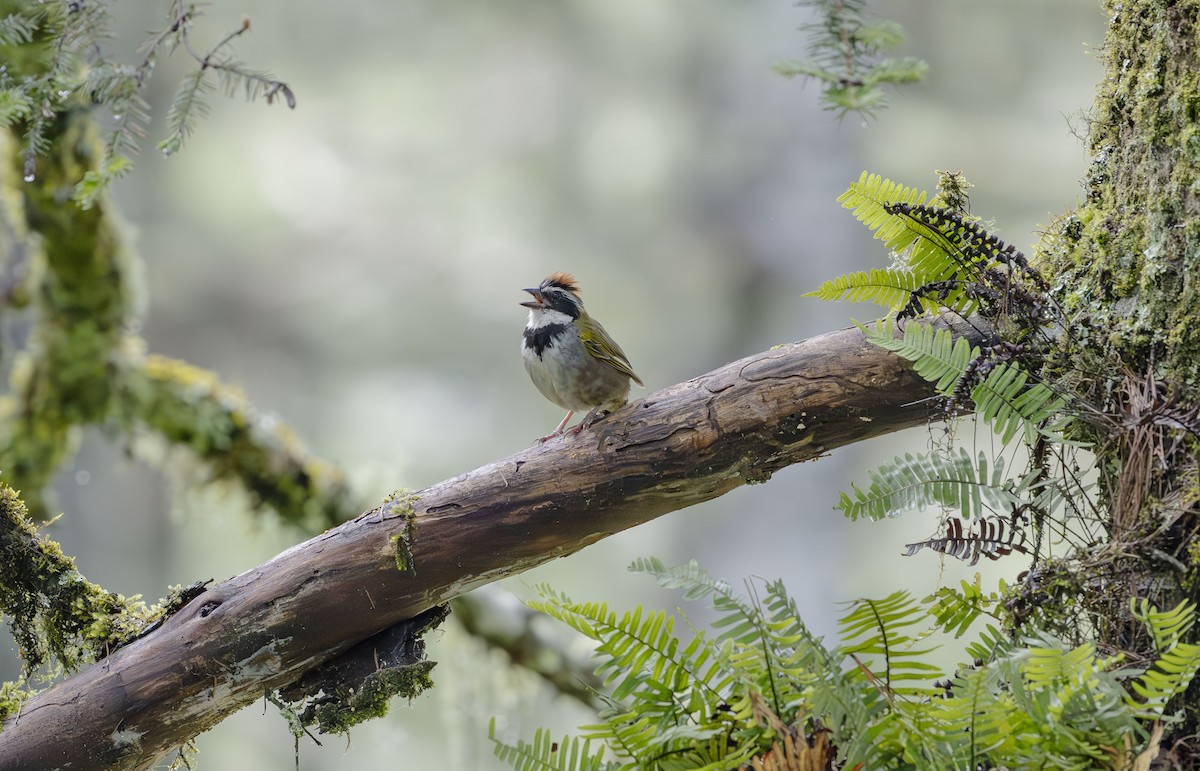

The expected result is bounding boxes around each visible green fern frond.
[630,557,733,604]
[773,6,927,118]
[933,666,1009,767]
[526,585,729,714]
[926,577,1004,639]
[971,362,1068,445]
[964,623,1013,664]
[838,591,942,696]
[0,12,38,46]
[1127,600,1200,719]
[864,320,1070,444]
[1020,640,1103,693]
[837,172,931,255]
[1129,642,1200,719]
[159,68,212,157]
[1131,598,1196,653]
[629,558,813,723]
[489,719,610,771]
[826,172,1059,324]
[804,268,923,309]
[863,319,977,393]
[837,447,1025,521]
[0,88,33,128]
[630,558,797,650]
[836,172,970,289]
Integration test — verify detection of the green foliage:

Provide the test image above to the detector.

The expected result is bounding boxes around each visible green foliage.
[837,446,1029,521]
[1127,600,1200,720]
[156,8,295,158]
[817,171,1053,324]
[0,1,293,206]
[807,170,1084,590]
[0,13,37,47]
[0,87,33,126]
[863,317,974,390]
[964,622,1015,665]
[837,590,942,697]
[945,638,1142,768]
[1133,598,1196,653]
[489,721,611,771]
[772,1,927,116]
[498,560,835,770]
[161,68,213,159]
[833,173,943,288]
[926,576,1005,639]
[971,361,1068,445]
[864,320,1069,446]
[524,579,758,770]
[805,267,923,309]
[494,561,1194,770]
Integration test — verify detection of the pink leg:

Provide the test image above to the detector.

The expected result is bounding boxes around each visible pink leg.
[536,411,574,443]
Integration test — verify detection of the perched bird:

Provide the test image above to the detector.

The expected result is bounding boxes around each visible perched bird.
[520,272,643,441]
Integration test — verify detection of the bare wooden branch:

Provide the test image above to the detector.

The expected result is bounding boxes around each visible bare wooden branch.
[0,318,987,769]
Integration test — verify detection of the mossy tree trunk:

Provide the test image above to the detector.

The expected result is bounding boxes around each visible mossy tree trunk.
[1033,0,1200,741]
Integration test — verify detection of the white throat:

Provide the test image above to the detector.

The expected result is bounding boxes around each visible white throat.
[526,307,575,328]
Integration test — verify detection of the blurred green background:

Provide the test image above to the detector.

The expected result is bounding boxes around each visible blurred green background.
[12,1,1105,767]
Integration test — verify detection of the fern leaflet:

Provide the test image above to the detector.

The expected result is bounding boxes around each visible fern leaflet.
[838,172,931,260]
[1127,600,1200,719]
[837,447,1026,521]
[863,319,977,393]
[903,516,1029,565]
[1132,598,1197,653]
[804,267,923,309]
[490,719,610,771]
[1129,642,1200,719]
[926,577,1004,639]
[836,172,969,286]
[526,585,733,729]
[970,361,1069,445]
[838,591,942,697]
[865,320,1070,443]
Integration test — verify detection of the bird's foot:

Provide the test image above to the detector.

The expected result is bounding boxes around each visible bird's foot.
[570,408,608,435]
[534,411,575,444]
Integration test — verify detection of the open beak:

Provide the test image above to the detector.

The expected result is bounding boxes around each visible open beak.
[520,288,545,308]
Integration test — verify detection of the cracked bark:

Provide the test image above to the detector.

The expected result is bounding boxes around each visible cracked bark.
[0,317,989,770]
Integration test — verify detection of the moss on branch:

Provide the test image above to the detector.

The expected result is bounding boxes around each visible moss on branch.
[119,355,358,529]
[0,483,152,675]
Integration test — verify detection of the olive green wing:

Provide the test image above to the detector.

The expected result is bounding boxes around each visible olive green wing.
[577,313,644,386]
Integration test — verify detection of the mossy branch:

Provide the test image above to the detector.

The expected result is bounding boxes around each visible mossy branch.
[0,105,134,519]
[0,483,152,676]
[119,354,358,531]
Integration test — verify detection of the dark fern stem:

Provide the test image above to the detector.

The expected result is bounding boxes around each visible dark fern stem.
[885,203,1061,341]
[1026,437,1050,567]
[951,341,1038,410]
